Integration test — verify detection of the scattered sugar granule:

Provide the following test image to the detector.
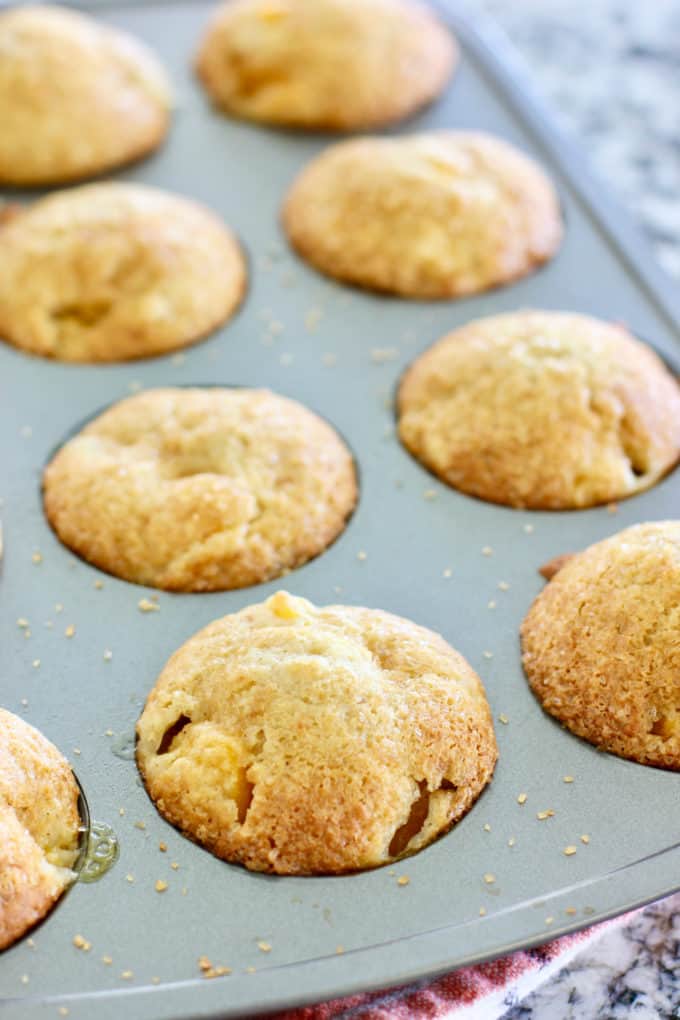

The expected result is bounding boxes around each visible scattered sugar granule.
[155,880,168,893]
[443,568,453,579]
[536,810,555,821]
[103,650,113,661]
[397,875,410,886]
[65,625,75,638]
[563,776,575,784]
[481,546,493,556]
[17,618,29,629]
[423,488,437,501]
[523,523,534,534]
[32,552,42,565]
[483,824,491,832]
[94,580,104,590]
[357,551,367,562]
[483,873,495,885]
[257,941,272,953]
[55,603,64,614]
[498,581,510,591]
[565,907,577,916]
[564,846,577,857]
[517,793,528,805]
[487,600,496,610]
[545,916,554,926]
[508,837,516,848]
[335,945,345,955]
[482,651,494,660]
[32,659,40,669]
[120,970,133,980]
[138,598,159,613]
[134,821,146,831]
[102,956,113,966]
[159,842,167,853]
[498,714,509,725]
[581,834,590,845]
[72,935,91,951]
[20,974,29,985]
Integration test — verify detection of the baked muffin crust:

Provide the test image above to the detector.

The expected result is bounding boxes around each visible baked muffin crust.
[137,591,498,874]
[521,522,680,770]
[195,0,456,130]
[283,133,562,298]
[0,4,171,186]
[0,183,246,362]
[398,311,680,508]
[44,389,358,591]
[0,710,81,951]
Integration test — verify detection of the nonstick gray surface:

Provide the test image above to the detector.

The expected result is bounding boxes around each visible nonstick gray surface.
[1,2,678,1018]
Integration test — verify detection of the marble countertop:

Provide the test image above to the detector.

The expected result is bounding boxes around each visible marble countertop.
[475,2,680,1017]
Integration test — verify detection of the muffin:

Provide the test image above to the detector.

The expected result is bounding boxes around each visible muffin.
[0,183,246,362]
[398,311,680,509]
[195,0,456,131]
[1,710,81,951]
[137,591,497,874]
[283,132,562,298]
[0,4,171,186]
[43,388,358,591]
[521,522,680,770]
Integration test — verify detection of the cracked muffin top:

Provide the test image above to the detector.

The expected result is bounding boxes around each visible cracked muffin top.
[282,132,562,299]
[1,709,81,951]
[0,183,246,362]
[521,522,680,770]
[398,311,680,509]
[136,591,497,874]
[43,388,358,592]
[0,4,171,186]
[195,0,457,131]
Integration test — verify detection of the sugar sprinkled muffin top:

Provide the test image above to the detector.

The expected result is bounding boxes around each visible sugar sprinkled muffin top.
[522,522,680,770]
[283,133,562,298]
[0,709,81,951]
[398,310,680,508]
[0,183,246,362]
[44,388,358,591]
[195,0,457,130]
[0,4,171,186]
[137,591,498,874]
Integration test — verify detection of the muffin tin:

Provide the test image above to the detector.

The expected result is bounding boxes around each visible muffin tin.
[1,2,679,1018]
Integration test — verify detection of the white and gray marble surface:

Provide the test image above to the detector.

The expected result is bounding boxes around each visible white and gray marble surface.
[477,2,680,1017]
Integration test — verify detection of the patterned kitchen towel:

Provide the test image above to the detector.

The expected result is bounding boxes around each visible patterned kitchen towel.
[268,916,626,1020]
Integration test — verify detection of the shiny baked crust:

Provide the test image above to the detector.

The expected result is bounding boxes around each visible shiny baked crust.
[43,389,358,591]
[136,591,498,874]
[398,311,680,508]
[0,4,171,186]
[0,710,81,951]
[283,132,562,298]
[195,0,456,130]
[521,522,680,769]
[0,183,246,362]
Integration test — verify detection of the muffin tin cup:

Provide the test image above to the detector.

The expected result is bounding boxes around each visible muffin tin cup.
[1,2,679,1018]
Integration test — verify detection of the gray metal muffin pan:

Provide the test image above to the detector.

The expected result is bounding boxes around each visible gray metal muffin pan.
[1,1,679,1017]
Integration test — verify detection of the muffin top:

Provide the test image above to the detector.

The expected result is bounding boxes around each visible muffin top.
[283,132,562,298]
[398,311,680,509]
[43,388,358,591]
[521,522,680,770]
[137,591,497,874]
[195,0,456,130]
[0,709,81,951]
[0,183,246,362]
[0,4,171,186]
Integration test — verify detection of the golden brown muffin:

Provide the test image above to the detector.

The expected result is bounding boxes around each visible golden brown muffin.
[0,709,81,951]
[195,0,456,131]
[283,133,562,298]
[0,4,171,186]
[0,183,246,362]
[521,522,680,770]
[398,311,680,509]
[136,591,497,874]
[44,389,358,592]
